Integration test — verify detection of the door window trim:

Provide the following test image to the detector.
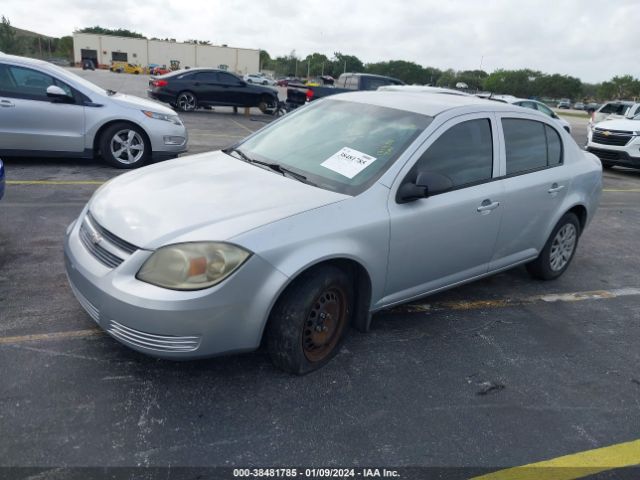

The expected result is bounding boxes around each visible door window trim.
[498,115,565,180]
[391,112,501,201]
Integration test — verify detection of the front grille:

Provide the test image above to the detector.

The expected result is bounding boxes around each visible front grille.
[86,212,138,254]
[78,213,138,269]
[588,148,623,161]
[68,277,100,322]
[79,223,124,268]
[592,129,633,146]
[108,320,201,353]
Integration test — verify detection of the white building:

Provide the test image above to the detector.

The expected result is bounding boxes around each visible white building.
[73,33,259,74]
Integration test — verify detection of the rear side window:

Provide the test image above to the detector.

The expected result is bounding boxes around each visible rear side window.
[195,71,218,82]
[502,119,563,175]
[413,118,493,188]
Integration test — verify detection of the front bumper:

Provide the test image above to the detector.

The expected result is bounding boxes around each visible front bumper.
[64,214,288,359]
[586,146,640,168]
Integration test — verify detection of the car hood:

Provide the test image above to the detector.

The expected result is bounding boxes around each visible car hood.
[89,151,348,249]
[109,92,177,114]
[594,119,640,132]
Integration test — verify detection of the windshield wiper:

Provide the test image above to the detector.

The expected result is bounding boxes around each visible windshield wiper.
[224,147,314,185]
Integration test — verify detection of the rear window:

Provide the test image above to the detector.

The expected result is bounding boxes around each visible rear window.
[360,76,403,91]
[502,119,563,175]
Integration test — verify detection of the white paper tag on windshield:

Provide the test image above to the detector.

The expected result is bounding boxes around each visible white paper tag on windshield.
[321,147,377,179]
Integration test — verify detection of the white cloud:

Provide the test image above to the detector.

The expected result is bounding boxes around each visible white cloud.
[2,0,638,82]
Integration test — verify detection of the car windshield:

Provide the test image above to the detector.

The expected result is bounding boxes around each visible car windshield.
[236,98,432,195]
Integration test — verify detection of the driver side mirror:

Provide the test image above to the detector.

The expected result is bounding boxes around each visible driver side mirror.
[396,171,454,204]
[46,85,72,102]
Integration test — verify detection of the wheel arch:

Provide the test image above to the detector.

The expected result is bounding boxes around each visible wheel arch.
[567,204,587,232]
[92,119,152,158]
[261,256,374,346]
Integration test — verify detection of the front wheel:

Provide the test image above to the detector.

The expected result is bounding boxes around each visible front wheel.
[267,265,353,374]
[176,91,198,111]
[99,123,149,169]
[526,212,580,280]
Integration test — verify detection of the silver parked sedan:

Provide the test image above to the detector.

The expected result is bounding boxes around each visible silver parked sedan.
[64,92,602,374]
[0,53,187,168]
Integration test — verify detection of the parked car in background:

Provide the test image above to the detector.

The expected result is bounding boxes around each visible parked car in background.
[276,76,302,87]
[0,158,5,200]
[0,53,187,168]
[573,102,585,110]
[557,98,571,109]
[81,59,95,71]
[244,73,276,86]
[65,91,601,374]
[148,68,279,113]
[110,61,143,75]
[490,96,572,133]
[586,112,640,169]
[591,101,639,124]
[286,72,405,109]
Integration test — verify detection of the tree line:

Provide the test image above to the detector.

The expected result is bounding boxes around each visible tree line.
[1,17,638,101]
[262,50,640,101]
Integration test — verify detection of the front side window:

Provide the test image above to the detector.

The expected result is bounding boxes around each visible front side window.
[502,119,563,175]
[236,98,432,195]
[0,64,69,101]
[410,119,493,189]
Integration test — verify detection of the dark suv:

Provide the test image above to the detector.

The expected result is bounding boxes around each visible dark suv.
[148,69,279,113]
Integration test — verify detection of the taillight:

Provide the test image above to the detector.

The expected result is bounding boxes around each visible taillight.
[152,79,168,88]
[306,89,314,101]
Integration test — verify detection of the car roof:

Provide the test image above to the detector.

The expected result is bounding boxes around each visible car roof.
[329,90,534,117]
[0,52,53,69]
[378,85,471,96]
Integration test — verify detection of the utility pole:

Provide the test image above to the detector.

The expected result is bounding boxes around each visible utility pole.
[307,60,310,79]
[343,59,346,74]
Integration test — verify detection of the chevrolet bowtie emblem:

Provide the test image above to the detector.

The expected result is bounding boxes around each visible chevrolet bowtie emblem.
[603,131,611,136]
[89,230,102,244]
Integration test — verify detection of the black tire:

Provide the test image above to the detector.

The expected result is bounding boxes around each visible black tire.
[176,91,198,112]
[267,265,354,374]
[99,122,149,169]
[526,212,580,280]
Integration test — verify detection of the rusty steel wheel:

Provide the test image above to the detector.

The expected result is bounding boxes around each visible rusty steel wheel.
[302,286,348,363]
[267,264,354,374]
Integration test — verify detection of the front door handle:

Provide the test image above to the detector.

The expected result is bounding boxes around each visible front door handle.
[477,199,500,213]
[548,183,565,194]
[0,99,15,108]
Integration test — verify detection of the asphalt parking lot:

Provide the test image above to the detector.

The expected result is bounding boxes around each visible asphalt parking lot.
[1,71,640,477]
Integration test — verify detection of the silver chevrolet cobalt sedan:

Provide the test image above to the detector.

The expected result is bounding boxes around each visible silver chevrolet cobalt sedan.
[64,92,602,374]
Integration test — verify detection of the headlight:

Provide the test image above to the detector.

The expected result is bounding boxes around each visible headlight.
[142,110,182,125]
[137,242,251,290]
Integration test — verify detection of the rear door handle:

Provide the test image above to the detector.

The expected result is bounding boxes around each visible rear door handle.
[477,199,500,213]
[548,183,565,194]
[0,99,15,108]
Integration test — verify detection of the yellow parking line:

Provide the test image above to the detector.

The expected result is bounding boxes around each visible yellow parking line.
[229,118,255,134]
[471,438,640,480]
[395,287,640,314]
[602,188,640,192]
[7,180,106,185]
[0,329,104,345]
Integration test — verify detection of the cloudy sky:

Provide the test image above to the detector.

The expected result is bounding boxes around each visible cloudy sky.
[2,0,638,83]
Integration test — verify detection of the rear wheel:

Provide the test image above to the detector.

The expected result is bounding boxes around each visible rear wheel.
[526,212,580,280]
[176,91,198,111]
[99,122,149,169]
[267,265,353,374]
